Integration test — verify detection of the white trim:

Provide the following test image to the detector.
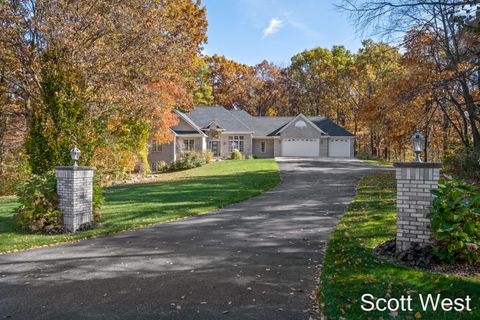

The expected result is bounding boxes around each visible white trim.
[173,110,208,137]
[202,120,226,131]
[330,136,355,139]
[219,131,254,134]
[252,136,281,139]
[174,134,203,138]
[276,114,326,135]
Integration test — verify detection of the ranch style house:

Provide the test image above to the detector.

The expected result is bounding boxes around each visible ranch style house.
[148,106,355,170]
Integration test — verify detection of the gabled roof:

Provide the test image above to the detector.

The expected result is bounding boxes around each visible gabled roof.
[202,120,225,131]
[173,110,207,137]
[176,106,354,137]
[310,117,354,137]
[276,113,326,135]
[186,106,253,132]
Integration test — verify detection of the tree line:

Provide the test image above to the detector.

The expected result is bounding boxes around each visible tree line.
[1,0,479,195]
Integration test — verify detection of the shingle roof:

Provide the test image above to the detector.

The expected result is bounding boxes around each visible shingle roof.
[171,129,202,135]
[310,117,354,137]
[181,106,354,137]
[186,106,253,132]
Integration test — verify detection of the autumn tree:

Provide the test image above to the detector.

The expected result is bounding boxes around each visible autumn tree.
[288,47,334,117]
[206,54,255,110]
[250,60,289,116]
[339,0,480,153]
[0,0,207,174]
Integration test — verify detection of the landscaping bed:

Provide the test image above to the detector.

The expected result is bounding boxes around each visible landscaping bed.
[0,159,280,253]
[318,171,480,320]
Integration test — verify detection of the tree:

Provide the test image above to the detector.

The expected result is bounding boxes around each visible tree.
[339,0,480,152]
[250,60,289,116]
[207,54,255,109]
[193,57,214,106]
[288,47,334,117]
[0,0,207,174]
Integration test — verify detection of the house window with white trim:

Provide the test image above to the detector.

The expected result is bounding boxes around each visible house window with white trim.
[183,139,195,151]
[151,141,162,152]
[228,135,244,152]
[260,141,266,153]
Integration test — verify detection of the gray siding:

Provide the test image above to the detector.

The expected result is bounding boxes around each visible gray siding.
[172,118,196,131]
[273,139,281,157]
[319,138,329,157]
[148,142,175,170]
[218,133,252,158]
[252,139,274,158]
[279,119,322,139]
[176,137,204,157]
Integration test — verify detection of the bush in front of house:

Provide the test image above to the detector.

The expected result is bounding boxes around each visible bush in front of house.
[167,151,205,171]
[428,175,480,264]
[13,171,104,233]
[202,150,214,164]
[229,150,243,160]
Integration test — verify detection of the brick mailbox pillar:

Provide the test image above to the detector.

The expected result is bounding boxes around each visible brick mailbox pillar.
[55,166,96,232]
[393,162,442,253]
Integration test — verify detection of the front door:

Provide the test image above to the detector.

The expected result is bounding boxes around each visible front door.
[209,141,220,157]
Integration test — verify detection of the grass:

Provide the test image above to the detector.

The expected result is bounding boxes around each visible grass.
[319,171,480,320]
[0,159,280,253]
[363,158,394,167]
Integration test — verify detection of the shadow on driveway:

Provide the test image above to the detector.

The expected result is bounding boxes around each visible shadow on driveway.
[0,159,386,320]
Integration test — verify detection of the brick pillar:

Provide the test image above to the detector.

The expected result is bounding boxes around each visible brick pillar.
[55,166,96,232]
[393,162,442,253]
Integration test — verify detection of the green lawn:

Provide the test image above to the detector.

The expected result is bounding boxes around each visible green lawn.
[319,171,480,320]
[0,159,280,253]
[363,158,394,167]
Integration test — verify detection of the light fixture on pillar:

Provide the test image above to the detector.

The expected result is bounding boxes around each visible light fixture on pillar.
[70,146,81,167]
[410,132,425,163]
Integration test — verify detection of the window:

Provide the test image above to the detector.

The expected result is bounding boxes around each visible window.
[228,135,244,152]
[151,141,162,152]
[183,139,194,151]
[260,141,266,153]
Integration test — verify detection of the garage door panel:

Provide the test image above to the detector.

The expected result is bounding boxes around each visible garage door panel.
[329,138,351,157]
[282,139,319,157]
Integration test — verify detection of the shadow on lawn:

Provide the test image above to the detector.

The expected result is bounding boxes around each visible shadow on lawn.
[321,171,480,320]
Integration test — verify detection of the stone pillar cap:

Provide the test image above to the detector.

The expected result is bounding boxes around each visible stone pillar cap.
[54,166,96,171]
[393,162,442,168]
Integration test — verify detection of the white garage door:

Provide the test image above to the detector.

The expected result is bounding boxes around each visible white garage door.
[329,138,351,157]
[282,139,319,157]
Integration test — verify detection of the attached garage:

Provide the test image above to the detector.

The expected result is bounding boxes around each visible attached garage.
[328,138,352,157]
[281,138,319,157]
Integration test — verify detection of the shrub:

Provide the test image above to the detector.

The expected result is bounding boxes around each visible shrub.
[443,149,480,183]
[202,150,214,164]
[155,161,168,172]
[246,155,254,160]
[229,150,243,160]
[428,175,480,264]
[167,151,205,171]
[13,171,104,233]
[13,171,61,232]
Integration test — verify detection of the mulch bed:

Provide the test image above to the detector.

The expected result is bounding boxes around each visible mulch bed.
[375,238,480,278]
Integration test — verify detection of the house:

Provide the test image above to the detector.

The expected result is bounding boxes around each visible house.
[148,106,355,169]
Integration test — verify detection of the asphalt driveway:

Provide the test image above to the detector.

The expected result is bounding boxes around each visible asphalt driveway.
[0,159,381,320]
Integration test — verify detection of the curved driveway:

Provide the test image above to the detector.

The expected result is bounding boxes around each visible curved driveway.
[0,159,380,320]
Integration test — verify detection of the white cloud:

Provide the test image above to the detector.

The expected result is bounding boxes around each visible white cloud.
[263,18,283,38]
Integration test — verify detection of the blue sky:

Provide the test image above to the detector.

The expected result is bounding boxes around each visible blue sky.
[202,0,364,66]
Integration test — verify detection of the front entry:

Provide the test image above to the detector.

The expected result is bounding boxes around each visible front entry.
[209,140,220,157]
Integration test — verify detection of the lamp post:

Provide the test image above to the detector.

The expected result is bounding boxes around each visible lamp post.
[410,132,425,163]
[70,146,81,167]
